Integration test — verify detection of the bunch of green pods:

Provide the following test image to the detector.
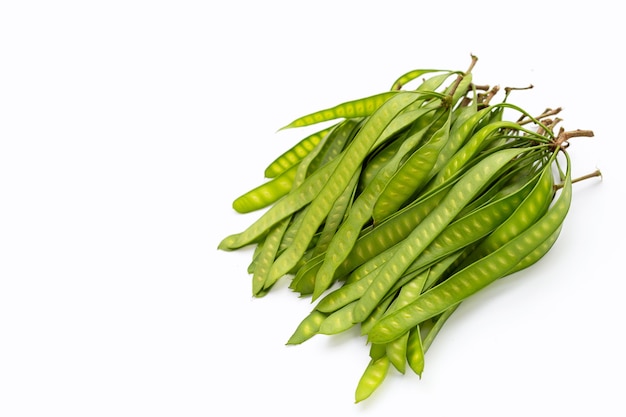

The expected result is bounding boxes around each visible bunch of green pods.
[218,56,600,403]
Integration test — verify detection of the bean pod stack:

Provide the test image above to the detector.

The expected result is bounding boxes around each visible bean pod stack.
[218,56,600,402]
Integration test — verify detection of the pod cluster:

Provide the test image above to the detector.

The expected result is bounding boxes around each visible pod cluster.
[218,57,599,403]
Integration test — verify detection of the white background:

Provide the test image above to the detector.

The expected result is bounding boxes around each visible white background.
[1,1,624,416]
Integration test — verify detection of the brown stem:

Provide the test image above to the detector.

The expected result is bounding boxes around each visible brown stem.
[506,84,534,100]
[553,127,595,149]
[518,107,563,125]
[537,117,562,136]
[471,84,490,91]
[482,85,500,105]
[447,54,478,100]
[554,169,602,190]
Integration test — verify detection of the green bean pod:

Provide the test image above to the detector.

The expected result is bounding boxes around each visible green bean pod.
[426,120,525,191]
[268,92,427,285]
[355,356,390,403]
[286,310,327,345]
[314,177,531,314]
[232,165,298,214]
[372,110,453,222]
[290,182,451,295]
[406,325,425,377]
[457,155,556,269]
[390,69,456,91]
[264,125,335,178]
[367,151,572,344]
[351,147,530,324]
[279,91,398,130]
[308,118,363,172]
[311,107,448,299]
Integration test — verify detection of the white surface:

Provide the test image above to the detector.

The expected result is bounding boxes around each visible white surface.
[1,1,624,416]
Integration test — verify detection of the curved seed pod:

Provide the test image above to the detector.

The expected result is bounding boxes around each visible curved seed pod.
[279,91,398,130]
[390,69,455,91]
[313,258,406,314]
[352,147,529,324]
[342,182,451,272]
[370,71,462,149]
[286,310,327,345]
[386,332,409,374]
[267,92,425,285]
[290,181,452,295]
[218,157,341,250]
[421,304,458,352]
[367,152,572,344]
[247,240,264,274]
[505,225,563,276]
[454,152,543,218]
[254,128,342,293]
[371,94,444,152]
[310,168,360,257]
[221,118,370,251]
[369,342,387,361]
[359,295,395,336]
[355,356,390,403]
[363,105,441,182]
[318,301,358,335]
[252,217,290,295]
[308,118,363,173]
[312,108,446,299]
[458,156,556,269]
[406,325,425,377]
[426,120,524,191]
[239,120,357,217]
[277,208,307,253]
[387,269,429,312]
[373,109,453,222]
[358,135,404,192]
[430,104,494,174]
[406,249,466,295]
[232,165,298,214]
[384,270,429,374]
[405,224,563,358]
[264,124,336,178]
[401,167,540,279]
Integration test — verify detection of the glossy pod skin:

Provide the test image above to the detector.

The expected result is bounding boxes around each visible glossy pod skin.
[351,147,530,323]
[219,61,598,403]
[311,103,452,299]
[289,181,453,295]
[251,124,348,295]
[266,92,429,284]
[367,151,572,344]
[310,175,534,315]
[264,125,335,178]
